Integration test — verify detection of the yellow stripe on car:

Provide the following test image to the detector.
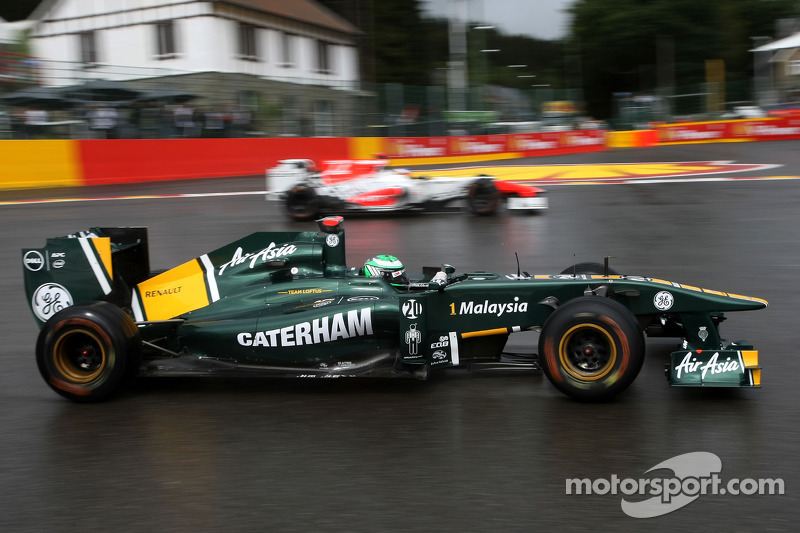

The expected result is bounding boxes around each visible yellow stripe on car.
[703,288,728,296]
[741,350,759,368]
[728,293,769,306]
[79,237,112,295]
[462,327,511,338]
[94,238,113,279]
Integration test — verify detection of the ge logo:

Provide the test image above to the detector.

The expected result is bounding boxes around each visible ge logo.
[326,234,339,247]
[653,291,674,311]
[32,283,73,322]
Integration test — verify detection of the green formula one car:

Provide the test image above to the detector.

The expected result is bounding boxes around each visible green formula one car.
[22,216,766,402]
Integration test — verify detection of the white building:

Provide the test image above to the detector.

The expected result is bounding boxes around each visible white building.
[24,0,366,136]
[751,32,800,103]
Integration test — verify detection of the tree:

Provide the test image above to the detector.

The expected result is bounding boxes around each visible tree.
[318,0,566,91]
[319,0,437,86]
[0,0,40,21]
[472,30,565,91]
[568,0,798,119]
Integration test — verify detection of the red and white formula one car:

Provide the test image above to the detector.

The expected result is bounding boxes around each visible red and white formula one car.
[266,158,547,220]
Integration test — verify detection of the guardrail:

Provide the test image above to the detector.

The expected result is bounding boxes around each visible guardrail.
[0,131,606,191]
[2,117,799,191]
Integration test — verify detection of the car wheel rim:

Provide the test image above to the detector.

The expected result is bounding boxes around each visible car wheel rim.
[559,324,616,381]
[53,329,106,383]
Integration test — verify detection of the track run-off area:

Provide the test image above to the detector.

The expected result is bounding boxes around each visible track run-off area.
[2,159,799,206]
[2,140,799,532]
[414,161,796,185]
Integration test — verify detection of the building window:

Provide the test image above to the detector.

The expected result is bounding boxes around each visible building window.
[282,94,300,135]
[78,31,98,66]
[238,23,259,60]
[788,60,800,76]
[155,21,177,59]
[316,40,332,74]
[314,100,334,136]
[281,32,295,67]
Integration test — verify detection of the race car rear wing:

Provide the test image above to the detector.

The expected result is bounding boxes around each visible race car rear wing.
[22,227,150,326]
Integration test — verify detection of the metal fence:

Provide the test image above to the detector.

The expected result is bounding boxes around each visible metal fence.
[0,55,594,139]
[610,80,768,129]
[0,56,372,139]
[0,53,783,140]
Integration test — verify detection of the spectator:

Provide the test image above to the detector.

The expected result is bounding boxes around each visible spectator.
[230,106,252,138]
[87,105,118,138]
[174,104,197,137]
[202,107,226,138]
[137,101,164,139]
[24,107,49,139]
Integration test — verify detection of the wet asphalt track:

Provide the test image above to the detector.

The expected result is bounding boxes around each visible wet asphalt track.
[1,141,799,532]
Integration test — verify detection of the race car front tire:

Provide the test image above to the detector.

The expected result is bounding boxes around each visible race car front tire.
[36,302,141,402]
[538,296,644,402]
[466,178,500,215]
[285,185,321,221]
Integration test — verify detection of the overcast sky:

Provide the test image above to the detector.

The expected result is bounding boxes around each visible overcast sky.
[421,0,574,40]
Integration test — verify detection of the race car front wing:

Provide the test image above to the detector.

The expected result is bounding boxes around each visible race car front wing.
[667,345,761,387]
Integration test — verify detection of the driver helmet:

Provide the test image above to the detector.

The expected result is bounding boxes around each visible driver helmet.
[364,254,408,287]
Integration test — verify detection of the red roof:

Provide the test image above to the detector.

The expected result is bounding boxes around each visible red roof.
[215,0,362,35]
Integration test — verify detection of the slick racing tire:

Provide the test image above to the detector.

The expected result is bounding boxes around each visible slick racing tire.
[467,178,500,215]
[285,185,321,221]
[538,296,644,402]
[560,262,620,276]
[36,302,141,402]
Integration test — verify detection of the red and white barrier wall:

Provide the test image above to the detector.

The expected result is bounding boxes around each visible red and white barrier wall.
[2,117,799,191]
[0,130,606,191]
[373,130,607,165]
[78,137,350,186]
[655,116,800,144]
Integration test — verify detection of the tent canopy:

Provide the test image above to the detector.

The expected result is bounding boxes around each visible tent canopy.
[751,32,800,52]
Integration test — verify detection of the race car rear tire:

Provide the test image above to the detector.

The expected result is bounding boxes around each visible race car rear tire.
[467,178,500,215]
[285,185,320,221]
[538,296,644,402]
[36,302,141,402]
[560,262,620,276]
